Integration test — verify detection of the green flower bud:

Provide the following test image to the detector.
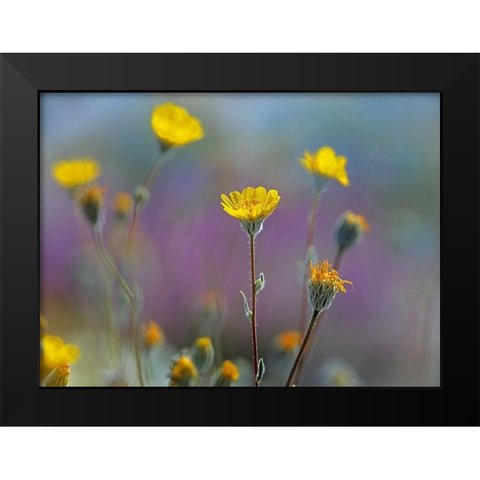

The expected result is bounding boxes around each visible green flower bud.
[192,337,215,374]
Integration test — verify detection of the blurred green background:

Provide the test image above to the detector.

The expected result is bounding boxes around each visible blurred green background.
[40,93,440,386]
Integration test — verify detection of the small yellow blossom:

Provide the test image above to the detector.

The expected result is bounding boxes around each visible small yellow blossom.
[169,356,198,387]
[142,321,164,348]
[52,158,100,189]
[221,186,281,236]
[112,191,134,220]
[151,103,204,148]
[213,360,240,386]
[76,184,107,226]
[308,260,352,313]
[345,212,370,232]
[300,146,349,187]
[192,337,215,373]
[41,334,81,383]
[42,335,81,370]
[275,330,302,354]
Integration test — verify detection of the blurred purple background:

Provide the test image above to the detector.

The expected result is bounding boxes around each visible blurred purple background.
[41,93,439,386]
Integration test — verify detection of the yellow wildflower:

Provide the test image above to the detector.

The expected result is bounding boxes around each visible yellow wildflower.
[275,330,302,354]
[192,337,215,373]
[112,191,134,220]
[221,186,281,236]
[151,103,204,148]
[213,360,240,386]
[41,334,80,383]
[52,157,100,189]
[169,356,198,387]
[44,364,71,387]
[42,335,81,370]
[308,260,352,313]
[300,146,349,187]
[142,321,164,348]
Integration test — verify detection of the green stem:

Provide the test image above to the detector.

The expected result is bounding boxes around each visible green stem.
[286,309,321,387]
[93,228,144,386]
[250,234,260,387]
[298,189,321,333]
[293,248,345,386]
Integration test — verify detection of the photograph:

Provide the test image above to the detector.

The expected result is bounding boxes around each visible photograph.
[40,92,440,387]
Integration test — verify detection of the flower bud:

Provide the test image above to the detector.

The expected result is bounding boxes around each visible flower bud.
[192,337,215,374]
[133,185,151,206]
[112,191,133,221]
[141,321,164,349]
[334,211,370,252]
[77,185,106,227]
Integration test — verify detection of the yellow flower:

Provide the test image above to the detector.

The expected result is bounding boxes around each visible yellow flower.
[42,335,81,370]
[192,337,215,373]
[220,186,281,236]
[300,146,349,187]
[52,158,100,189]
[308,260,352,312]
[213,360,240,386]
[112,191,134,220]
[275,330,302,354]
[151,103,204,148]
[335,211,370,251]
[169,356,198,387]
[76,184,107,226]
[142,321,164,348]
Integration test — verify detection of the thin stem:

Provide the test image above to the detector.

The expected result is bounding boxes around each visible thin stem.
[298,189,321,332]
[93,228,144,386]
[126,147,172,272]
[286,309,321,387]
[250,234,260,387]
[293,248,345,386]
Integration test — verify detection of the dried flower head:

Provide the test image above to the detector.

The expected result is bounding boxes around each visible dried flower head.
[52,157,100,189]
[300,146,349,189]
[221,186,281,237]
[308,260,352,313]
[151,103,204,148]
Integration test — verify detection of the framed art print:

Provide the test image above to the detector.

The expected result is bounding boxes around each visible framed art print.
[0,53,478,425]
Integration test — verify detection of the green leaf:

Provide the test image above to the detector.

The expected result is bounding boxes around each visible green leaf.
[256,357,266,383]
[239,290,252,321]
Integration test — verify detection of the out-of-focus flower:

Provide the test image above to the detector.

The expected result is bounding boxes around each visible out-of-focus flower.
[192,337,215,374]
[197,289,226,318]
[320,359,363,386]
[308,260,352,313]
[151,103,204,149]
[41,334,81,384]
[275,330,302,354]
[213,360,240,387]
[112,191,134,221]
[220,186,281,237]
[141,321,164,349]
[51,157,100,189]
[76,184,107,227]
[335,211,370,251]
[300,146,349,189]
[168,355,198,387]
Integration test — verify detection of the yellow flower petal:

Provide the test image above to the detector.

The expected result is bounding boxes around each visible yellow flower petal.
[52,158,100,189]
[300,146,349,187]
